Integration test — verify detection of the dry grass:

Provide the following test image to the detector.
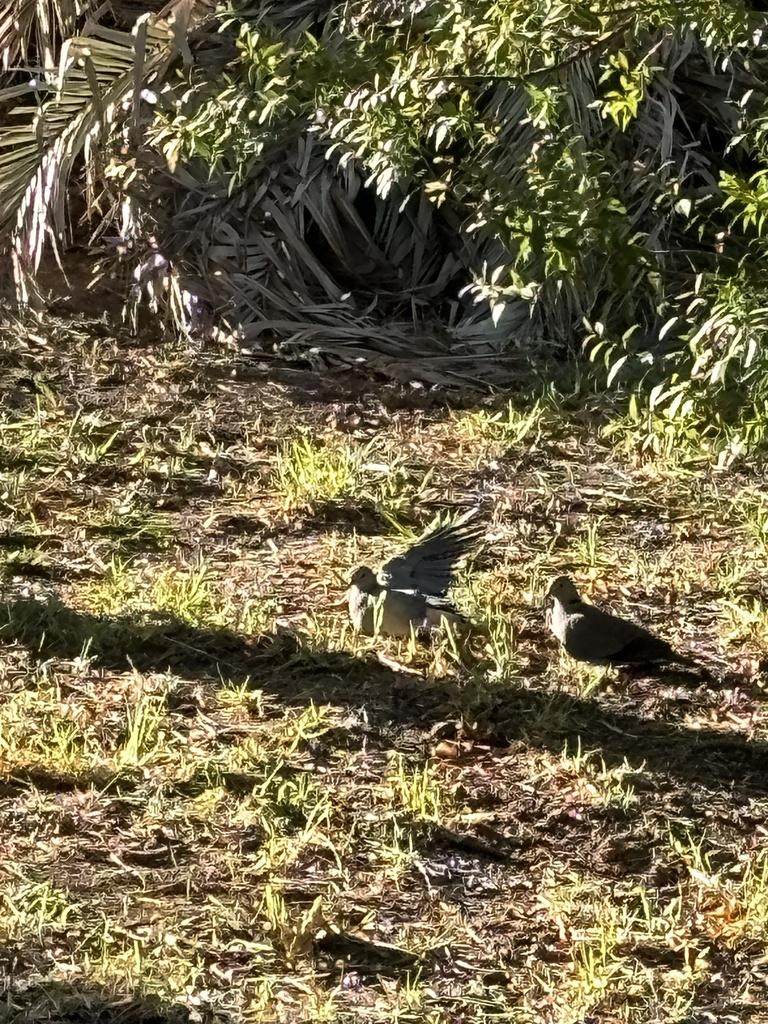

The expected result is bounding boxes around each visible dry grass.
[0,315,767,1024]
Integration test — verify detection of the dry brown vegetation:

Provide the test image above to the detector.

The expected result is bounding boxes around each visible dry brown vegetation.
[1,316,768,1024]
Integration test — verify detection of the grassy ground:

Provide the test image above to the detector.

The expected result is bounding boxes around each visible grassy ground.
[1,316,767,1024]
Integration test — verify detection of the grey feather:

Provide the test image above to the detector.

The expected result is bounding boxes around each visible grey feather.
[546,575,697,667]
[377,512,483,597]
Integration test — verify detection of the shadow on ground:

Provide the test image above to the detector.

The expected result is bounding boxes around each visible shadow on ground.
[0,944,189,1024]
[1,593,766,797]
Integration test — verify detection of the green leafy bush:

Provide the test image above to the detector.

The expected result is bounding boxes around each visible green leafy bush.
[4,0,768,449]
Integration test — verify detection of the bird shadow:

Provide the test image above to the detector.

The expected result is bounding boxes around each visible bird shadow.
[1,592,766,798]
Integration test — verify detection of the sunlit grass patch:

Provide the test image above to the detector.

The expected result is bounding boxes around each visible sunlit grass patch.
[604,388,768,471]
[0,540,55,576]
[0,401,125,473]
[454,393,560,454]
[152,562,220,625]
[554,653,614,698]
[0,681,102,774]
[272,431,431,527]
[0,670,182,778]
[80,555,145,616]
[572,516,610,570]
[666,831,768,949]
[213,756,344,874]
[734,489,768,557]
[718,594,768,649]
[218,700,336,761]
[604,405,710,464]
[385,754,448,821]
[448,562,531,680]
[549,740,641,810]
[274,433,361,510]
[0,878,80,943]
[78,555,279,638]
[535,870,705,1023]
[84,498,177,553]
[485,612,518,672]
[711,551,757,600]
[217,680,267,715]
[126,418,233,492]
[117,692,168,767]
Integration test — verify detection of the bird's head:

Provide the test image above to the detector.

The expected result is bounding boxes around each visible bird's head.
[349,566,378,593]
[547,575,581,605]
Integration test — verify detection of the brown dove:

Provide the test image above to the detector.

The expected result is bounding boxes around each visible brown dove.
[348,514,482,638]
[546,575,697,666]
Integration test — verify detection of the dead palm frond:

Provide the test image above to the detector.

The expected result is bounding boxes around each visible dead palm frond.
[0,0,207,302]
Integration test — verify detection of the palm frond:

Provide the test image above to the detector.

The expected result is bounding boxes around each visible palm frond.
[1,0,205,300]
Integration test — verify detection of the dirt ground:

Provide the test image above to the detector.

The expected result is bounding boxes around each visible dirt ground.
[0,315,767,1024]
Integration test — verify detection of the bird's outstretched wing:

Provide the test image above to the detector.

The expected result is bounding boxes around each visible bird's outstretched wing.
[378,511,482,597]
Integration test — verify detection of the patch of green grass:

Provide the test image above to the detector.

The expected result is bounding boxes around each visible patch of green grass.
[79,554,279,639]
[603,398,723,466]
[273,434,362,510]
[0,402,124,472]
[152,562,219,625]
[387,754,447,821]
[81,555,143,616]
[711,551,755,600]
[573,516,608,569]
[272,431,431,528]
[718,594,768,648]
[557,654,613,698]
[0,542,55,575]
[735,489,768,556]
[118,692,168,767]
[535,870,704,1023]
[0,879,80,943]
[555,741,641,810]
[666,830,768,949]
[0,683,97,773]
[454,394,555,451]
[605,391,768,471]
[481,603,519,681]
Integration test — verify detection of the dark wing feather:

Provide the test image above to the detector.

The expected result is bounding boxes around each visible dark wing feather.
[609,633,696,666]
[378,513,482,597]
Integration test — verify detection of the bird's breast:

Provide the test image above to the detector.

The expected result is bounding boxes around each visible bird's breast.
[549,600,572,643]
[348,586,371,629]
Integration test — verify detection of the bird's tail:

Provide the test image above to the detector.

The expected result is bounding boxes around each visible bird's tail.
[668,650,720,684]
